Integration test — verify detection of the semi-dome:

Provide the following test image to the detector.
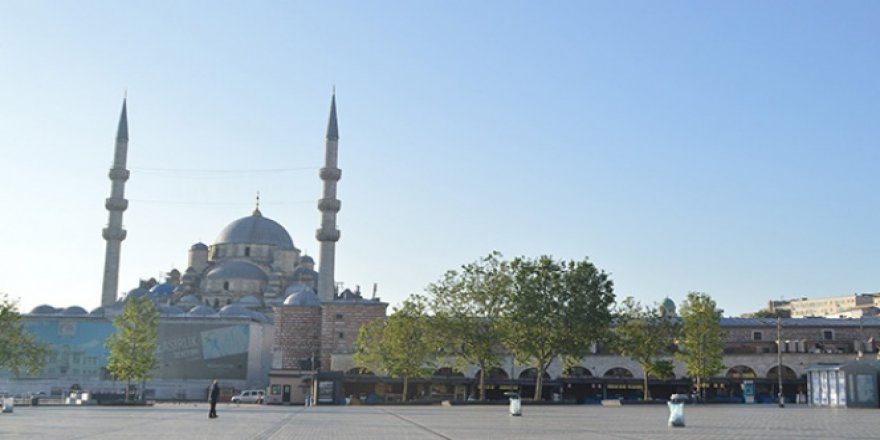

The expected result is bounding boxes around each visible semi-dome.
[205,261,268,281]
[214,210,294,250]
[30,305,58,315]
[283,287,321,307]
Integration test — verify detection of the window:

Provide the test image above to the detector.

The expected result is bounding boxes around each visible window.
[223,281,230,291]
[335,313,344,320]
[244,247,250,257]
[752,331,763,341]
[338,332,344,339]
[822,330,834,341]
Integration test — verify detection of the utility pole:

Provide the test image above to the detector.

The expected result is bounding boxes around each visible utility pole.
[777,314,784,408]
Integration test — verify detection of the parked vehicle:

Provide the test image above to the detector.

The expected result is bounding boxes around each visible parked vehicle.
[231,389,264,404]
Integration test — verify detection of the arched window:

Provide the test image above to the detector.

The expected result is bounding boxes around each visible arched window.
[563,366,593,378]
[767,365,798,380]
[603,367,634,378]
[223,281,230,291]
[519,368,551,380]
[475,367,508,380]
[726,365,757,379]
[432,367,464,377]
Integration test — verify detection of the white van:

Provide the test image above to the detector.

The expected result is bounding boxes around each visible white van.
[231,389,265,404]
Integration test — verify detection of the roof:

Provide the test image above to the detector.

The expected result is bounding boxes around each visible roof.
[214,211,294,249]
[205,261,268,281]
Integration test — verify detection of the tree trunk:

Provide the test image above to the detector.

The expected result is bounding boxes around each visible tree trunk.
[533,369,544,400]
[643,373,650,400]
[478,367,486,401]
[126,379,131,402]
[402,376,409,403]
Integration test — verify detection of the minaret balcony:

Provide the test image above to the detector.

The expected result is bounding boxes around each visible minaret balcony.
[315,229,340,242]
[317,198,341,213]
[102,227,127,241]
[105,197,129,211]
[320,167,341,181]
[108,168,130,181]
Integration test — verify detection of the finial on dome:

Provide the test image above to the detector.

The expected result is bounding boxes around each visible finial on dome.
[253,191,262,216]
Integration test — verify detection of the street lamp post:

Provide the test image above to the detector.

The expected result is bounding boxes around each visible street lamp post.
[777,315,784,408]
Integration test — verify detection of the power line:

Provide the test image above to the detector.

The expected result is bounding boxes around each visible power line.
[129,199,314,206]
[129,166,318,179]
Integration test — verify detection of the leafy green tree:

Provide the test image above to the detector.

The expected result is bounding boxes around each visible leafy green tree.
[428,252,511,401]
[613,297,680,400]
[0,294,48,376]
[354,296,437,402]
[676,291,725,401]
[105,296,159,401]
[500,256,615,400]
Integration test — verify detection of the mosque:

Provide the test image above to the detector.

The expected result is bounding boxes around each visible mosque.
[5,95,388,402]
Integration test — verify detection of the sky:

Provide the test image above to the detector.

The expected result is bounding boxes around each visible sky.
[1,1,878,317]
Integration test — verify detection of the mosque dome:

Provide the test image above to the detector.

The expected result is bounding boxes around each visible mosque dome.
[126,287,150,300]
[214,210,294,250]
[89,307,105,316]
[179,294,201,305]
[150,283,176,296]
[190,242,208,251]
[31,305,58,315]
[218,305,253,318]
[283,287,321,307]
[235,295,261,307]
[159,306,185,316]
[61,306,89,316]
[187,305,216,316]
[205,261,268,281]
[299,255,315,265]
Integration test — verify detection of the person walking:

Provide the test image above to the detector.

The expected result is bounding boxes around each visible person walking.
[208,379,220,419]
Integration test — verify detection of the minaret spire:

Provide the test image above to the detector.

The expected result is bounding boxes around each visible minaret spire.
[101,97,131,307]
[253,191,262,216]
[317,92,342,302]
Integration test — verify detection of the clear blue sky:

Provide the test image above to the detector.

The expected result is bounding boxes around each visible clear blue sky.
[1,1,878,316]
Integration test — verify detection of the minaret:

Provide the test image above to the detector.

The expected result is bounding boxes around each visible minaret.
[316,93,341,302]
[100,98,131,307]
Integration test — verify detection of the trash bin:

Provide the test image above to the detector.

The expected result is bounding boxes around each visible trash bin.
[2,398,14,414]
[505,392,522,417]
[667,394,686,427]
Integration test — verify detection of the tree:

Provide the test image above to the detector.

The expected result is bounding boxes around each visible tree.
[500,256,615,400]
[354,296,437,402]
[613,297,680,400]
[428,252,511,401]
[105,296,159,401]
[0,294,48,376]
[676,292,725,401]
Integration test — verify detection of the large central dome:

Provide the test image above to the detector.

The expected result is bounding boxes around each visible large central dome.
[215,209,295,249]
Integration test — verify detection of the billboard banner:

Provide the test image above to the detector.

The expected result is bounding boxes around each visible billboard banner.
[156,322,251,380]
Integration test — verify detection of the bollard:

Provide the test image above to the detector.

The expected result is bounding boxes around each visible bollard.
[505,392,522,417]
[667,394,686,427]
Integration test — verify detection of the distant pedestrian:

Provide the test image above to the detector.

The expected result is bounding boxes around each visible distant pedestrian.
[208,379,220,419]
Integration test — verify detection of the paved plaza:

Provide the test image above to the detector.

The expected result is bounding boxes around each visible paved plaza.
[0,403,876,439]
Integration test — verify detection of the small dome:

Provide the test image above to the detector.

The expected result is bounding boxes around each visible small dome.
[89,306,105,316]
[150,283,176,296]
[283,287,321,307]
[299,255,315,265]
[126,287,150,300]
[61,306,88,316]
[179,294,201,305]
[190,242,208,251]
[30,305,58,315]
[251,311,271,323]
[214,211,294,249]
[159,306,185,316]
[187,305,216,316]
[205,261,268,281]
[235,295,261,306]
[218,305,253,318]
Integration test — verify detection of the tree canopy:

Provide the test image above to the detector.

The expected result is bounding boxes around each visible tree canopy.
[354,296,437,402]
[500,256,615,400]
[0,294,48,376]
[105,296,159,401]
[428,252,511,400]
[677,291,725,400]
[613,297,679,399]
